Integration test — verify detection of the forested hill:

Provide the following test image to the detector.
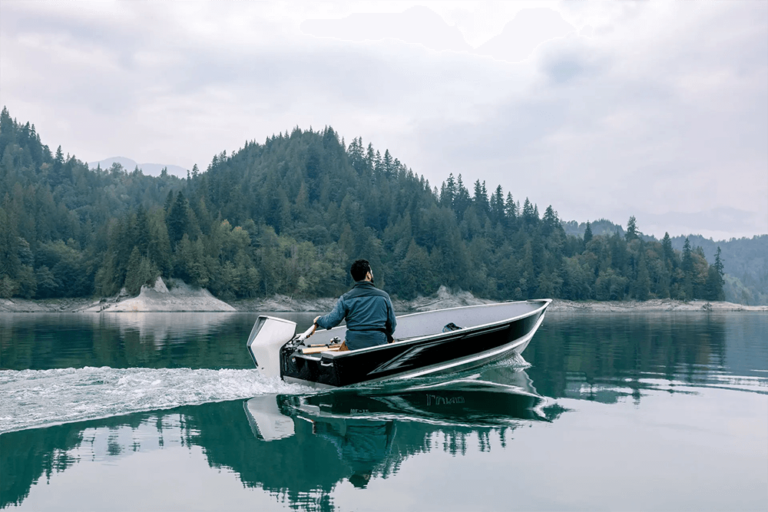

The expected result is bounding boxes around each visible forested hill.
[563,218,766,305]
[671,235,767,305]
[1,107,726,303]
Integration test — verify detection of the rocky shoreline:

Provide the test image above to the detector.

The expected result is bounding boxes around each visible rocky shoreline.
[1,281,765,313]
[547,298,768,313]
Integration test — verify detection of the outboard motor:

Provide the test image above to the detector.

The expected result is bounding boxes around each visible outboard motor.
[246,315,316,378]
[246,316,297,378]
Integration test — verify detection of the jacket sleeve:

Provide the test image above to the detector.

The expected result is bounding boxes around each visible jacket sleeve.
[316,297,347,330]
[385,296,397,336]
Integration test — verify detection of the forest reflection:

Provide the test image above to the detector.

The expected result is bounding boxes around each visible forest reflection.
[1,312,306,370]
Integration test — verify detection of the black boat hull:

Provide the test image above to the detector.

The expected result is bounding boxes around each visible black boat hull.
[280,300,549,388]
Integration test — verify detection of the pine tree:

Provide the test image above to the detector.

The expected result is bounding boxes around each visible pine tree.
[125,247,145,295]
[504,193,517,227]
[522,198,537,228]
[542,206,559,236]
[584,222,593,244]
[490,186,505,225]
[166,192,189,245]
[715,246,724,277]
[625,216,638,241]
[50,146,65,187]
[473,180,489,214]
[164,191,174,212]
[682,237,693,272]
[454,175,471,219]
[681,237,694,299]
[705,246,725,301]
[442,173,456,209]
[662,232,675,268]
[148,210,172,277]
[383,149,394,176]
[0,206,21,285]
[633,254,650,300]
[135,206,150,256]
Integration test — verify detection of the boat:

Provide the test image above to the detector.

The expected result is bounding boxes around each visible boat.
[246,299,551,388]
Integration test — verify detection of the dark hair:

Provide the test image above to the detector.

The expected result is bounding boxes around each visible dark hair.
[350,259,371,282]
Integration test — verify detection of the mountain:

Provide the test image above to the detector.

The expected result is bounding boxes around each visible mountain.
[88,157,188,178]
[0,106,726,304]
[640,207,763,241]
[562,219,624,238]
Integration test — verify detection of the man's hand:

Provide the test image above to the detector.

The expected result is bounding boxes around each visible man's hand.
[309,316,320,337]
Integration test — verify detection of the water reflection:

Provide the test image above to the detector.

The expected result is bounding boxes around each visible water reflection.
[524,312,768,402]
[0,312,316,370]
[1,366,558,510]
[2,312,767,510]
[242,368,565,494]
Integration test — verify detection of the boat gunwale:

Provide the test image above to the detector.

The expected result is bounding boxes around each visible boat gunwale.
[306,299,551,360]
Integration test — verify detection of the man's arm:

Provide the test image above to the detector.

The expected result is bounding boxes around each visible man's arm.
[315,297,347,330]
[385,296,397,338]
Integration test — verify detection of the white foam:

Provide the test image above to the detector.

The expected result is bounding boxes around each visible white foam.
[0,367,312,434]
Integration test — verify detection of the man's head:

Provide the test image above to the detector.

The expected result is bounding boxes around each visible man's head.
[349,472,372,489]
[350,259,372,282]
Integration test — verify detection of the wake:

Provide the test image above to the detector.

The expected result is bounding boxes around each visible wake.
[0,367,311,434]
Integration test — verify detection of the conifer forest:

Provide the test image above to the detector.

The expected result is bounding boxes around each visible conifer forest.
[0,107,726,302]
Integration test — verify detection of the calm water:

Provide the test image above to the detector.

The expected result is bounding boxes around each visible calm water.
[1,312,766,511]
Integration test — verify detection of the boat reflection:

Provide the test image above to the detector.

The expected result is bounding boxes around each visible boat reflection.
[247,369,557,438]
[243,366,565,489]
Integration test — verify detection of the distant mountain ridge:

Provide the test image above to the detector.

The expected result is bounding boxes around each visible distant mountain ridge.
[88,156,188,178]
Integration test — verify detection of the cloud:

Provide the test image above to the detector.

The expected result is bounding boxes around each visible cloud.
[302,6,577,63]
[301,6,470,53]
[538,39,608,85]
[475,8,576,62]
[1,1,766,240]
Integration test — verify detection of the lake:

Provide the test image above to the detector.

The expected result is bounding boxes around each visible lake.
[1,311,766,511]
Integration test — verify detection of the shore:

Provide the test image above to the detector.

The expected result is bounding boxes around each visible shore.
[1,281,766,313]
[547,298,768,312]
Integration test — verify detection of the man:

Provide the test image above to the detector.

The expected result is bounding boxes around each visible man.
[311,260,397,350]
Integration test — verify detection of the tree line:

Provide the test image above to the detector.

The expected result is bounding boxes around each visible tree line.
[0,107,725,302]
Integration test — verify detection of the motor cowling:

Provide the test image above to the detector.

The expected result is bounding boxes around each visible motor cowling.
[246,316,297,378]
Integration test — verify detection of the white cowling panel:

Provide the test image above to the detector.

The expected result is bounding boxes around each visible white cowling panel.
[246,316,296,378]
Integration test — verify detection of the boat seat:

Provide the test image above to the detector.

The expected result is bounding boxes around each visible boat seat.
[319,336,422,360]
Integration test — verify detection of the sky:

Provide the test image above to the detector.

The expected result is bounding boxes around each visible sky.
[1,1,766,241]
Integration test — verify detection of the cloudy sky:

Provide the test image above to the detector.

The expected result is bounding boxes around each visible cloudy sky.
[1,1,766,240]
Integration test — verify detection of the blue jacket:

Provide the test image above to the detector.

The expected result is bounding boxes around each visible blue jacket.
[316,281,397,350]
